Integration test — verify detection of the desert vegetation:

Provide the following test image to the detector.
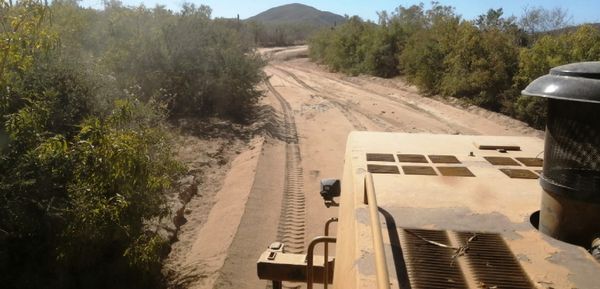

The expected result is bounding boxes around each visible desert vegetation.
[244,21,322,46]
[0,1,264,288]
[309,2,600,128]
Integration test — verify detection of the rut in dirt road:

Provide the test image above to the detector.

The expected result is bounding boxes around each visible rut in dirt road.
[275,64,478,134]
[271,66,369,131]
[265,79,306,254]
[272,65,421,132]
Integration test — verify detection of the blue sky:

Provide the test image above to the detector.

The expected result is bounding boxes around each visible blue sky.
[79,1,600,24]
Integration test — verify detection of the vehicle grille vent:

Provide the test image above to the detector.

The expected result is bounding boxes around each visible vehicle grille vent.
[456,232,535,289]
[401,229,468,289]
[399,229,535,289]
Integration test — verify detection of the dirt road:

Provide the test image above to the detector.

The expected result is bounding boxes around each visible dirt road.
[166,46,542,289]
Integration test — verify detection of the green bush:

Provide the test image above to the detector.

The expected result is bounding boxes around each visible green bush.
[309,16,394,76]
[514,25,600,128]
[159,12,265,121]
[50,1,266,123]
[441,21,519,110]
[308,28,334,62]
[324,16,372,75]
[1,47,182,288]
[398,29,446,93]
[307,3,600,129]
[398,4,460,94]
[1,1,268,288]
[361,25,400,77]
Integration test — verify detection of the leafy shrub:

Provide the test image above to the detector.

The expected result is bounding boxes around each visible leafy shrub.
[398,4,460,94]
[441,21,519,110]
[361,25,400,77]
[1,47,182,288]
[50,1,266,123]
[308,2,600,129]
[398,29,446,93]
[159,12,265,121]
[0,1,268,288]
[322,16,372,75]
[514,25,600,128]
[308,28,334,62]
[310,16,397,76]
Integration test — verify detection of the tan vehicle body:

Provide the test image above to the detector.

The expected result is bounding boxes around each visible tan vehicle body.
[258,131,600,288]
[333,132,599,289]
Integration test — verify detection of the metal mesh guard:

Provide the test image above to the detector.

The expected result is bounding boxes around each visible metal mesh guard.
[543,99,600,201]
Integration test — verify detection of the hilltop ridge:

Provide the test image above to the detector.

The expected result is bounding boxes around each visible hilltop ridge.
[246,3,346,26]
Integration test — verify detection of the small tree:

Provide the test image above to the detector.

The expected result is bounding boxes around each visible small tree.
[514,25,600,128]
[519,6,572,44]
[398,2,460,93]
[440,11,519,110]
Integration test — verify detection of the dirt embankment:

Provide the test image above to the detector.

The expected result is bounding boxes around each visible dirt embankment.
[159,116,273,287]
[163,45,543,289]
[165,135,264,289]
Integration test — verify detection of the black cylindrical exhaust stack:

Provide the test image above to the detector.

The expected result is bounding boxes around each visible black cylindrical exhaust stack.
[523,62,600,248]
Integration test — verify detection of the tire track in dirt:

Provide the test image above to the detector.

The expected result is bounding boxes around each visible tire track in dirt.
[278,63,478,134]
[271,66,404,132]
[318,95,368,131]
[270,66,369,131]
[264,79,306,255]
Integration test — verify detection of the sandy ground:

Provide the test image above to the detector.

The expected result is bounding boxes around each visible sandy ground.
[165,46,543,289]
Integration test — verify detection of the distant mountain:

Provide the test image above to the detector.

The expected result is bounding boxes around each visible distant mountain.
[246,3,346,27]
[548,23,600,35]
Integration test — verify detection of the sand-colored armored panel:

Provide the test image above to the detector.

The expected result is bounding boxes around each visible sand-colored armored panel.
[333,132,600,289]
